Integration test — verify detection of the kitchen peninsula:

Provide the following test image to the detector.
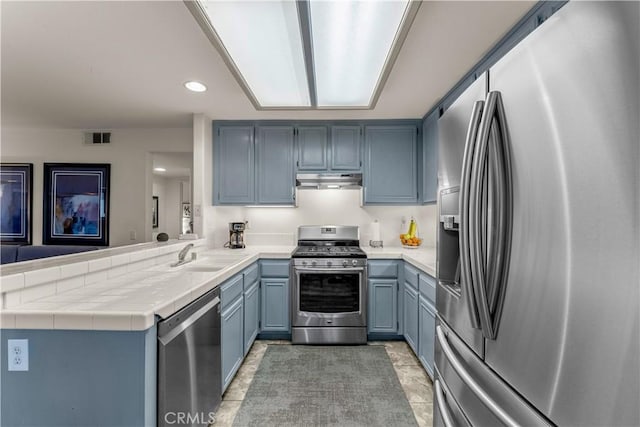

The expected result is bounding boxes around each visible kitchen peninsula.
[0,240,435,426]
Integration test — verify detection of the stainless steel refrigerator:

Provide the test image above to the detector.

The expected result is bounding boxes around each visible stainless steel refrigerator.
[434,2,639,426]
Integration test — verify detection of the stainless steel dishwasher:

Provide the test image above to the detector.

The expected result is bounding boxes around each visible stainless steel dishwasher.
[157,287,221,427]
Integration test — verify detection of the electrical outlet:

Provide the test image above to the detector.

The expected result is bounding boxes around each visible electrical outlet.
[194,204,202,217]
[129,230,137,240]
[8,339,28,371]
[244,220,250,230]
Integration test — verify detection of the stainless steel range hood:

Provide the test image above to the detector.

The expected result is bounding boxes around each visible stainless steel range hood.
[295,173,362,189]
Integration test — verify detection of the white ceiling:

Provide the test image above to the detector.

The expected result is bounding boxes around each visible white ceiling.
[1,1,534,129]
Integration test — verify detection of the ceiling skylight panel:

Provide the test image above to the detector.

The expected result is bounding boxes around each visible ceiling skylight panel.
[200,1,310,107]
[309,0,410,107]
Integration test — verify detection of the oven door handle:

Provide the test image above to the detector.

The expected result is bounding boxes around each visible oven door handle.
[294,267,365,273]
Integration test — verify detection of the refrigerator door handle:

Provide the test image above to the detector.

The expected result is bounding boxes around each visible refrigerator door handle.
[436,325,519,427]
[469,93,495,339]
[459,100,484,330]
[487,91,513,335]
[435,379,455,427]
[469,91,513,340]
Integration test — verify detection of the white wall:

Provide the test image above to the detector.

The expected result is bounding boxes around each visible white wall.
[205,190,437,249]
[1,127,192,246]
[192,114,213,238]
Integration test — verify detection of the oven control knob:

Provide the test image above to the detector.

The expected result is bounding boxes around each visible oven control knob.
[302,261,307,266]
[327,261,332,267]
[311,261,317,267]
[352,260,358,266]
[342,260,348,267]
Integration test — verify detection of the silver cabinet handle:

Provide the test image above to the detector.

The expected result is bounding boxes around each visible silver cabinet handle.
[459,100,484,330]
[436,325,518,427]
[435,379,455,427]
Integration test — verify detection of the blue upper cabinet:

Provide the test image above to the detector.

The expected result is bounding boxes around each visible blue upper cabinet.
[296,124,361,172]
[364,125,419,204]
[297,126,328,170]
[256,126,295,205]
[422,110,439,204]
[330,125,362,171]
[214,125,255,205]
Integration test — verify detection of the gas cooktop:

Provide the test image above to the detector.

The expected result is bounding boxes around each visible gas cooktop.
[292,225,367,259]
[292,245,367,258]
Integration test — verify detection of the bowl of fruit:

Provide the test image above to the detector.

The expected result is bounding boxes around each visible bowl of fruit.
[400,234,422,248]
[400,217,422,248]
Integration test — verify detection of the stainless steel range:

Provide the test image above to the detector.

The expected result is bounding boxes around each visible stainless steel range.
[291,225,367,344]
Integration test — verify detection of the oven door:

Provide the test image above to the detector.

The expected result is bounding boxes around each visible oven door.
[292,267,367,327]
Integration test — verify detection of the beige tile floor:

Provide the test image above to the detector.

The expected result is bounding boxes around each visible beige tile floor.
[213,340,434,427]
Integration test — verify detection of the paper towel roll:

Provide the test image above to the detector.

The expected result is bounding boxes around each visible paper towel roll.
[371,220,381,241]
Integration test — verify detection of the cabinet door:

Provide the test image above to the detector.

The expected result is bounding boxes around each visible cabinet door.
[261,278,290,332]
[243,280,260,356]
[368,279,398,333]
[418,295,436,379]
[214,126,255,204]
[331,125,362,171]
[256,126,295,204]
[297,126,328,170]
[364,125,418,204]
[422,110,438,204]
[403,281,419,354]
[221,296,244,391]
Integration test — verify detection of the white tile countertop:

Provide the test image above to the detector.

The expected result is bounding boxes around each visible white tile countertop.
[0,244,435,332]
[364,246,436,277]
[1,246,294,332]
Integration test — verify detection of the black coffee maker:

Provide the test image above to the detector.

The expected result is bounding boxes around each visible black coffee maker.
[227,222,246,249]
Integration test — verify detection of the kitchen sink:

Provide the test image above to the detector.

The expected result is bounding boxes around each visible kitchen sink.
[184,265,224,273]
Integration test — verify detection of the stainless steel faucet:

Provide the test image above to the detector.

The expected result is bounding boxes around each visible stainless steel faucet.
[172,243,196,267]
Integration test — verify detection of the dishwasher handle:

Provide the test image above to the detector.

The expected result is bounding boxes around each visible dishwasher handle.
[158,289,220,345]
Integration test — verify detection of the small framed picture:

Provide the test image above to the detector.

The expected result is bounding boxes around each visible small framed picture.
[43,163,110,246]
[0,163,33,244]
[152,196,159,228]
[182,202,191,218]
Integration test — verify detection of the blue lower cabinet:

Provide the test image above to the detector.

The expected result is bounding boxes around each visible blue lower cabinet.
[403,281,419,354]
[221,295,244,392]
[418,295,436,379]
[243,280,260,356]
[261,278,289,332]
[368,279,398,334]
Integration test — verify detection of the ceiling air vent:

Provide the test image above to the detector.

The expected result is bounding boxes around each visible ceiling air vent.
[84,132,111,145]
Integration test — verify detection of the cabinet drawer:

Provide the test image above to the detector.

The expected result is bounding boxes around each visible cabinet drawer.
[243,263,259,289]
[404,264,419,289]
[368,260,399,278]
[220,274,243,309]
[419,273,436,303]
[260,260,290,277]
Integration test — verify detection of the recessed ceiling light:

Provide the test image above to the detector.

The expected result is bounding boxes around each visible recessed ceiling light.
[154,167,167,172]
[184,81,207,92]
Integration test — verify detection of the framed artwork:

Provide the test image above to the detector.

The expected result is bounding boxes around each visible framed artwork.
[43,163,110,246]
[182,202,191,218]
[152,196,159,228]
[0,163,33,244]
